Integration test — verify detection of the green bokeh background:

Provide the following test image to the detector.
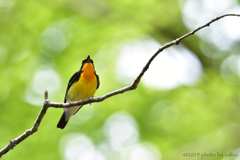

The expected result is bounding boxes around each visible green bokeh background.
[0,0,240,160]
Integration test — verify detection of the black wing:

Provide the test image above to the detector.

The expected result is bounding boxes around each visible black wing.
[64,71,81,103]
[95,72,100,89]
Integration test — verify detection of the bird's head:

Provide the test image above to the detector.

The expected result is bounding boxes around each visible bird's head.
[80,55,95,73]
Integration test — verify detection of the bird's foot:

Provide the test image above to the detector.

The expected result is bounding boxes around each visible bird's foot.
[69,101,73,107]
[88,97,94,105]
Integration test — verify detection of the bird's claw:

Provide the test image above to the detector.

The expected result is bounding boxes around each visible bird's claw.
[88,97,94,105]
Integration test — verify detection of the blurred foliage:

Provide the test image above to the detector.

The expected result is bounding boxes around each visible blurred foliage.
[0,0,240,160]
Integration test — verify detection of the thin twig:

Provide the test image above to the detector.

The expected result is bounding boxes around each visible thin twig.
[0,13,239,158]
[44,13,240,108]
[0,91,50,158]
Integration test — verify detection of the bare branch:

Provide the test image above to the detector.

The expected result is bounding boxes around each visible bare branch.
[0,13,239,158]
[47,13,240,109]
[0,91,50,158]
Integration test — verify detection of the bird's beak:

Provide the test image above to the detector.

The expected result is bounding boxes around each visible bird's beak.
[86,55,91,63]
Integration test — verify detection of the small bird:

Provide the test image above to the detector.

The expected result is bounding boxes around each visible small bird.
[57,55,100,129]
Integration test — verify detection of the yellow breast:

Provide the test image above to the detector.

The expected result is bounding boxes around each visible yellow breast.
[66,63,97,102]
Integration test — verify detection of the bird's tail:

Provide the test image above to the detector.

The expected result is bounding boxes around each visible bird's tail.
[57,112,69,129]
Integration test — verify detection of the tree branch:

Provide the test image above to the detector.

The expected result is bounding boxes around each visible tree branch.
[0,13,239,158]
[0,91,50,157]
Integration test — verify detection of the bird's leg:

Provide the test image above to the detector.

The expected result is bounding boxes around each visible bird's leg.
[88,97,94,105]
[69,100,73,107]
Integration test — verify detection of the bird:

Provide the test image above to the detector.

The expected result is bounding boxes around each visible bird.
[57,55,100,129]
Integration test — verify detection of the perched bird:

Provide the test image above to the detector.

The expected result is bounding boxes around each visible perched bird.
[57,55,100,129]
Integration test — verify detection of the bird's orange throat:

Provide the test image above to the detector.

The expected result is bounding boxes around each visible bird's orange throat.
[81,63,96,82]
